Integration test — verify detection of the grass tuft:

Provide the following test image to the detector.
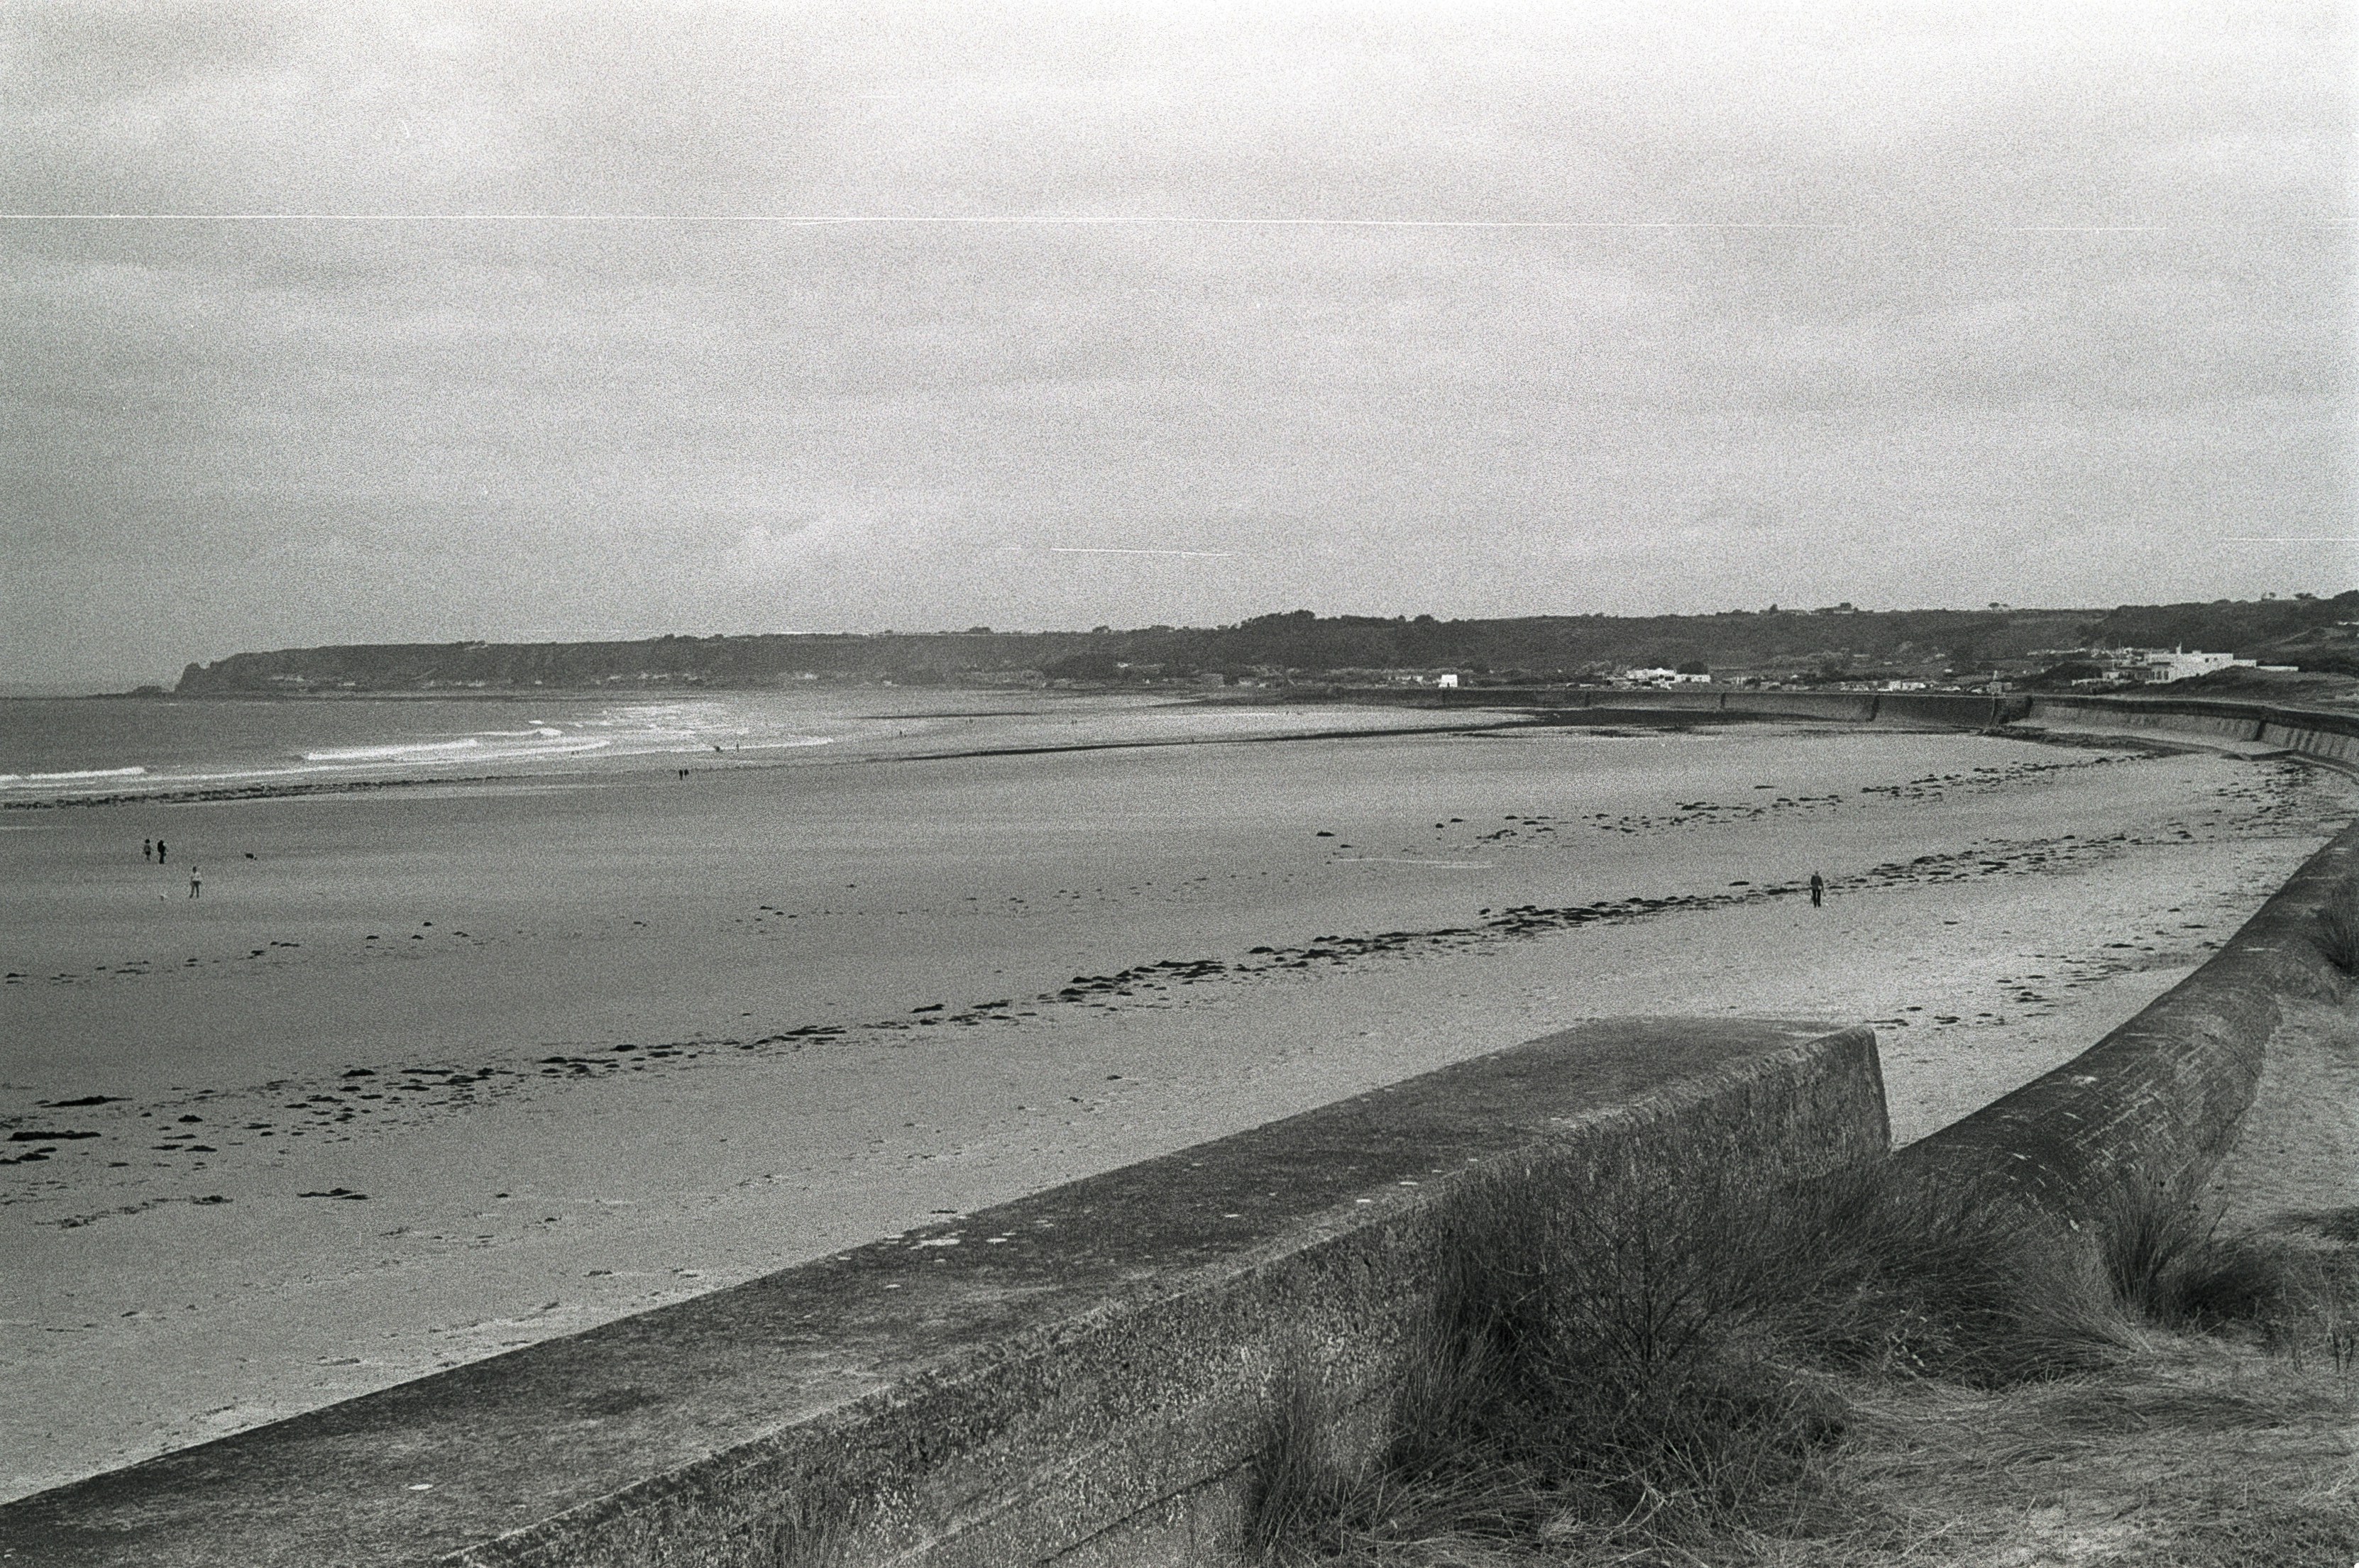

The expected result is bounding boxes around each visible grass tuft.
[1249,1154,2359,1566]
[2096,1177,2212,1325]
[1248,1155,2141,1565]
[2093,1174,2359,1367]
[1767,1164,2127,1387]
[2313,878,2359,973]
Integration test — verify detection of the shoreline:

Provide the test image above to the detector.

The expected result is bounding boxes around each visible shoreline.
[0,710,1540,812]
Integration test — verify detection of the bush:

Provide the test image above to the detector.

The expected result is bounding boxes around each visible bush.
[1769,1164,2126,1386]
[2092,1175,2359,1366]
[2313,880,2359,974]
[1248,1156,2128,1564]
[2098,1177,2213,1324]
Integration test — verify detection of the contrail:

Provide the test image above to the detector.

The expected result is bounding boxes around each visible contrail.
[1046,546,1242,558]
[2,212,2343,234]
[5,213,1830,228]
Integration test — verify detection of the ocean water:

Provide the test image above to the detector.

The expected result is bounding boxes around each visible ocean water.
[0,693,869,802]
[0,690,1452,805]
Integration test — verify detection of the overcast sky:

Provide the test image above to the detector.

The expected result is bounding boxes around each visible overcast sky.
[3,1,2351,684]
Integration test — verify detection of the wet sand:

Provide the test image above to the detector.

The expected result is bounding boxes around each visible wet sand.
[1,717,2348,1500]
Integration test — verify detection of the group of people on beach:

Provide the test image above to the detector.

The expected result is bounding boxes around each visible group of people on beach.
[143,837,199,898]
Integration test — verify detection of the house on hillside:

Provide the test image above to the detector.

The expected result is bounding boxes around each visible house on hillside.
[2119,648,2254,684]
[2064,647,2256,688]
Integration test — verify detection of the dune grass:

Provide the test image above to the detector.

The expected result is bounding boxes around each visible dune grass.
[1248,1159,2359,1566]
[2314,878,2359,976]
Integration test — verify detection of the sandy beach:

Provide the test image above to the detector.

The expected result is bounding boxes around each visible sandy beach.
[2,707,2349,1501]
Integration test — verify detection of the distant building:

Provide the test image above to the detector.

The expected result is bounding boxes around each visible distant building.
[2123,648,2253,684]
[1436,672,1461,688]
[2068,647,2255,686]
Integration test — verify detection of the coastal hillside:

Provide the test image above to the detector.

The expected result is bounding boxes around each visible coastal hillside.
[170,593,2358,695]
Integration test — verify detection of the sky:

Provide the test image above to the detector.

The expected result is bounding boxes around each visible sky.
[2,1,2353,685]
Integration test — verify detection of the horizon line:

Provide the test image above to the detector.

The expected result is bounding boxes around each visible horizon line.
[4,212,2350,235]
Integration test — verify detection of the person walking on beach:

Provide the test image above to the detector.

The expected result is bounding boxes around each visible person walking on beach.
[143,838,153,862]
[188,864,202,900]
[156,839,167,865]
[1808,871,1824,908]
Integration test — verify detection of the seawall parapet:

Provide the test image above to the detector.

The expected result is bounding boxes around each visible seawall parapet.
[1319,685,2022,728]
[2026,693,2359,768]
[1899,819,2358,1216]
[0,1020,1885,1567]
[1329,683,2359,766]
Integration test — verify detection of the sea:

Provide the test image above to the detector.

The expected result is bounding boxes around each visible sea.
[0,690,1441,806]
[0,692,925,804]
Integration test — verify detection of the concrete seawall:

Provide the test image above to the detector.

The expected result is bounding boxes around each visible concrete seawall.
[1896,692,2359,1215]
[0,1020,1885,1567]
[1326,683,2359,767]
[2028,694,2359,768]
[1590,686,2359,744]
[1407,682,2359,1231]
[1317,685,2020,728]
[1899,819,2358,1215]
[1503,687,2025,729]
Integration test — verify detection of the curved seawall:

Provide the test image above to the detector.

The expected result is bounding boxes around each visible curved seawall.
[1571,683,2358,1226]
[1891,692,2358,1217]
[1612,686,2359,751]
[1898,817,2357,1215]
[1331,681,2359,759]
[2025,693,2359,769]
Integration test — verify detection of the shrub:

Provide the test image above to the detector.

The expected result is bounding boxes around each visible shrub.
[2092,1175,2359,1360]
[1768,1163,2126,1386]
[2097,1177,2211,1324]
[2314,879,2359,974]
[1248,1154,2128,1564]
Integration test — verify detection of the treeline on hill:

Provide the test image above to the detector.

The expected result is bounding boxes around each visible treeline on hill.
[2084,592,2359,675]
[170,593,2358,694]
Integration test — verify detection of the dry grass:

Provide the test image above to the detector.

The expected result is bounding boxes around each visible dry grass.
[1825,1337,2359,1567]
[1248,1160,2359,1567]
[2315,879,2359,976]
[2100,1178,2359,1376]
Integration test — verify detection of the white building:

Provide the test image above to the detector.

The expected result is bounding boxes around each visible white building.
[2126,648,2253,684]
